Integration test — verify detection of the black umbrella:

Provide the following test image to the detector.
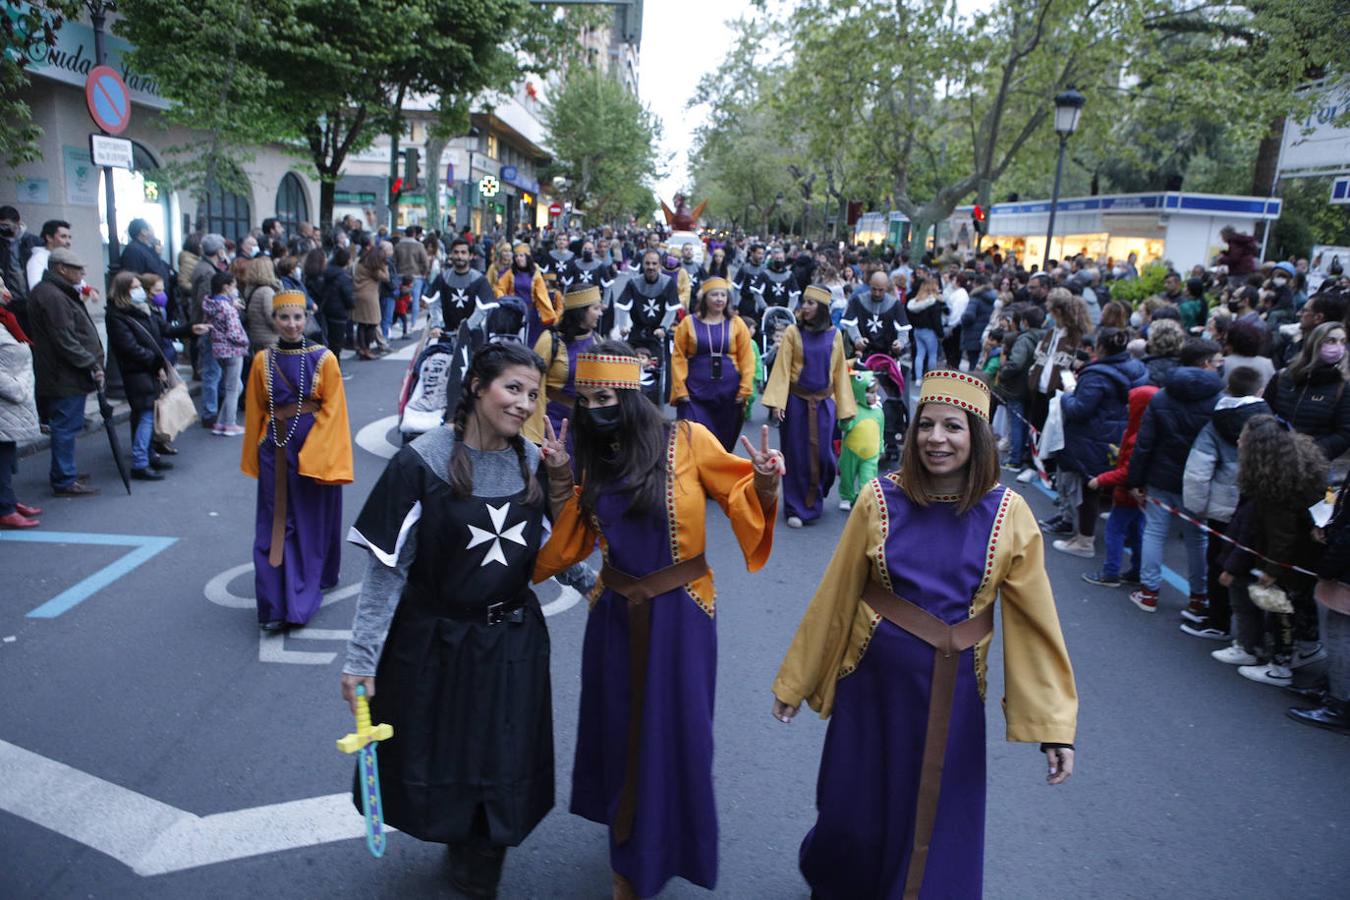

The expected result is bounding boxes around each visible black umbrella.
[96,386,132,495]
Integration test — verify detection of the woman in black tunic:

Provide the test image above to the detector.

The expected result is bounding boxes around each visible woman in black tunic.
[342,342,571,897]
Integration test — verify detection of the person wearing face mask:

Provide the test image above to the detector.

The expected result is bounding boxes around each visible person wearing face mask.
[241,291,352,631]
[562,237,615,298]
[771,370,1076,900]
[534,342,782,900]
[1263,321,1350,460]
[753,246,800,310]
[106,272,179,480]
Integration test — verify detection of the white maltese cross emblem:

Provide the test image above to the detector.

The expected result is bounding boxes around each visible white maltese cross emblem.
[466,502,528,567]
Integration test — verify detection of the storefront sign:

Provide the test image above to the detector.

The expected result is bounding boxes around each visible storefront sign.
[89,134,134,169]
[1332,176,1350,206]
[500,165,518,182]
[9,2,168,110]
[1280,80,1350,177]
[62,146,99,206]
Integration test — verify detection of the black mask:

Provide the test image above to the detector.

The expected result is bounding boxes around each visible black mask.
[582,403,622,435]
[769,258,785,272]
[582,250,594,261]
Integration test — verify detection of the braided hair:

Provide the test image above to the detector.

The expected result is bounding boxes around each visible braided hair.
[448,341,547,505]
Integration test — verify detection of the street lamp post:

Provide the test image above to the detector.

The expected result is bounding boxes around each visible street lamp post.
[1042,87,1085,273]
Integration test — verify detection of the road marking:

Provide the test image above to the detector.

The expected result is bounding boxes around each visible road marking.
[541,583,583,617]
[381,341,419,361]
[354,414,400,459]
[1,531,177,619]
[0,738,381,876]
[204,563,356,611]
[259,629,351,665]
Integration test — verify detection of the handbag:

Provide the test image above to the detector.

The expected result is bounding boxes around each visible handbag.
[1248,581,1294,614]
[129,317,198,441]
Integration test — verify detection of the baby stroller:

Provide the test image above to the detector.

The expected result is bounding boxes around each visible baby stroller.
[761,306,797,379]
[860,353,909,465]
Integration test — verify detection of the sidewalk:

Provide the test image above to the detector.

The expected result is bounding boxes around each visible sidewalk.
[16,362,200,460]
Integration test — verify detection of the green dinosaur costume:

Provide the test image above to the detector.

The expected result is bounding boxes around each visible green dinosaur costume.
[838,368,884,505]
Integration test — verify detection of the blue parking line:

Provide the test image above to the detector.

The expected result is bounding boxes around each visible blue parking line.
[1028,480,1188,594]
[1,531,178,618]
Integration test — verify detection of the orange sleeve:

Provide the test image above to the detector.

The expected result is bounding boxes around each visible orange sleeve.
[532,273,557,325]
[732,315,755,401]
[493,270,512,298]
[688,421,776,571]
[669,316,695,404]
[240,349,270,479]
[533,489,600,582]
[299,349,354,485]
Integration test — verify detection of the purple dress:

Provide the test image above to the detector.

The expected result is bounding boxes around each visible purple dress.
[517,271,546,346]
[677,318,742,451]
[572,483,720,897]
[780,327,839,522]
[799,480,1007,899]
[252,345,343,625]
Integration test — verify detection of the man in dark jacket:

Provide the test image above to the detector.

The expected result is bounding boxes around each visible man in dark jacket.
[27,248,104,496]
[959,274,998,368]
[319,247,355,362]
[118,218,171,286]
[1126,337,1225,613]
[998,305,1045,477]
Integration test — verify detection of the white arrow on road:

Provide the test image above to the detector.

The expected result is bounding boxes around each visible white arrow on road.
[0,738,381,876]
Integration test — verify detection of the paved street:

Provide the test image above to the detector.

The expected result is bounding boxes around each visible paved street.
[4,327,1348,899]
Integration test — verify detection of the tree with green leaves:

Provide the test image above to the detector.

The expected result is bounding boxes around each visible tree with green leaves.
[541,64,662,226]
[0,0,83,170]
[116,0,581,228]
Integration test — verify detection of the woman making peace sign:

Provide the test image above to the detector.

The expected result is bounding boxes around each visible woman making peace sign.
[535,341,781,899]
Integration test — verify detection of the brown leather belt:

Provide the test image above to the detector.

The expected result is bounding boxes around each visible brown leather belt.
[267,398,322,567]
[546,386,573,408]
[790,383,833,509]
[861,578,994,900]
[599,552,710,844]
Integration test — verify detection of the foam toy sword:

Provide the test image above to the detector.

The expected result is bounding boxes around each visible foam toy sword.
[337,685,393,857]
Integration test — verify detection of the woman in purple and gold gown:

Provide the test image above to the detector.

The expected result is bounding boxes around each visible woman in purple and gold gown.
[241,290,352,631]
[534,341,782,900]
[772,369,1078,900]
[669,277,756,451]
[761,284,855,528]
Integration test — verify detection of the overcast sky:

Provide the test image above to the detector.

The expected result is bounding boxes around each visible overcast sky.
[637,0,752,204]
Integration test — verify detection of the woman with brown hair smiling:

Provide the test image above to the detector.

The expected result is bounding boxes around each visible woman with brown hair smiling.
[771,368,1078,900]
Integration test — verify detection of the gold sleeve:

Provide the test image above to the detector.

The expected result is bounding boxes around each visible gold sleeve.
[240,349,269,478]
[772,484,877,714]
[831,331,857,419]
[522,331,561,445]
[298,349,354,485]
[999,493,1079,744]
[760,324,800,410]
[732,315,756,401]
[668,316,695,404]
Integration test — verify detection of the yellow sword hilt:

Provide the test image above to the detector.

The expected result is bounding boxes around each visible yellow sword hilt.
[337,685,393,753]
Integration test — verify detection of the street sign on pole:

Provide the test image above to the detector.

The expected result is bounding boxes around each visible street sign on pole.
[548,202,563,217]
[85,65,132,135]
[89,134,134,169]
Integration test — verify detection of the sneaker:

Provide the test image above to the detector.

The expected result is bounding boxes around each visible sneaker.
[1180,596,1207,624]
[1081,570,1122,588]
[1180,621,1231,641]
[1129,588,1158,613]
[1238,662,1293,687]
[1017,467,1039,484]
[1291,642,1328,669]
[212,423,228,435]
[222,424,246,436]
[1211,642,1259,666]
[1053,535,1095,558]
[838,500,852,511]
[787,516,803,528]
[1039,516,1074,536]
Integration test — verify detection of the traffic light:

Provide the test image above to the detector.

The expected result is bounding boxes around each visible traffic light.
[390,177,404,205]
[971,203,986,236]
[404,148,420,190]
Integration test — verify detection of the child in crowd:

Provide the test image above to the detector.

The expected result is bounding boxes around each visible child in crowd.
[200,271,249,436]
[394,275,413,338]
[1180,365,1271,640]
[1213,415,1327,687]
[1083,384,1158,587]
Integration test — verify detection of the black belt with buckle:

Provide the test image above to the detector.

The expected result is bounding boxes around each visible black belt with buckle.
[441,596,528,626]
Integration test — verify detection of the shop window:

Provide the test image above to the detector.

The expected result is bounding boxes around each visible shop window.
[275,173,310,236]
[199,165,253,244]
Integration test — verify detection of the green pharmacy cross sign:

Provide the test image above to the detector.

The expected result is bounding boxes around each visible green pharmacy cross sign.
[478,175,500,199]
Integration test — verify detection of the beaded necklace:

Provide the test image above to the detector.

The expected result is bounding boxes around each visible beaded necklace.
[266,339,308,448]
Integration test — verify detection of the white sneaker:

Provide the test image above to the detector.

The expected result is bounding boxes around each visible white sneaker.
[1291,642,1327,668]
[1052,536,1095,559]
[1017,467,1038,484]
[838,500,852,511]
[1238,662,1293,687]
[787,516,803,528]
[1211,642,1259,666]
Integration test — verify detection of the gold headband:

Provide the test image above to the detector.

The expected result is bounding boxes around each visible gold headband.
[575,353,642,390]
[802,284,831,305]
[917,369,991,421]
[513,242,529,255]
[699,276,730,297]
[272,290,306,312]
[564,285,601,310]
